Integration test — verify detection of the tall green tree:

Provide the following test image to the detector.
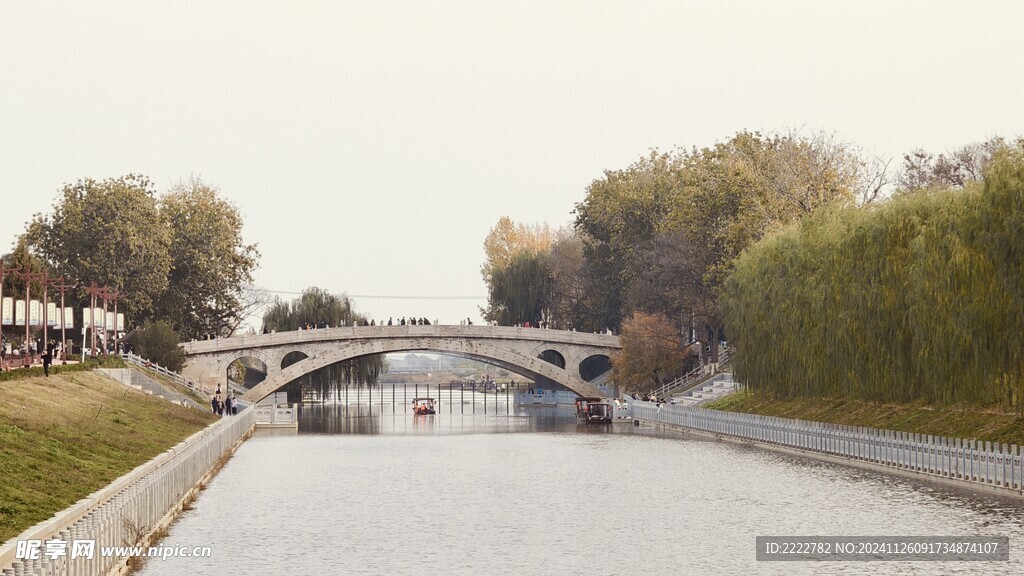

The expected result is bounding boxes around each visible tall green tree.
[627,229,719,351]
[547,233,602,331]
[125,319,186,372]
[25,174,171,321]
[565,131,878,362]
[1,239,51,301]
[156,177,260,339]
[0,240,53,348]
[573,151,683,331]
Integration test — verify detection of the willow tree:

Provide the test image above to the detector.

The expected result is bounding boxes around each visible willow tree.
[482,250,552,326]
[721,142,1024,411]
[261,287,384,401]
[480,216,556,287]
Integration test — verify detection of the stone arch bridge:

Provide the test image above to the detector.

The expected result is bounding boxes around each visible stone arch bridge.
[181,325,622,402]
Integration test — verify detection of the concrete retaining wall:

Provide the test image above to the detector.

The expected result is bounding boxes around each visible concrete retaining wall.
[0,408,255,576]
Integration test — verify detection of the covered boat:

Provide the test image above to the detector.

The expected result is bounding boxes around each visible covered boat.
[575,397,612,423]
[411,397,436,415]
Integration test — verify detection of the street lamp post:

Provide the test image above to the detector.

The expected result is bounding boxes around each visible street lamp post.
[85,283,105,356]
[21,270,45,361]
[41,271,50,355]
[0,265,21,357]
[108,290,124,355]
[51,278,75,363]
[100,289,109,355]
[99,288,122,355]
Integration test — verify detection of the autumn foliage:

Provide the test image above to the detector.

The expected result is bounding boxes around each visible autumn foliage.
[611,312,695,393]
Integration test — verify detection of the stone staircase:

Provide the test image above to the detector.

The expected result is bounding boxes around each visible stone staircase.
[98,368,207,410]
[651,346,733,400]
[672,373,739,406]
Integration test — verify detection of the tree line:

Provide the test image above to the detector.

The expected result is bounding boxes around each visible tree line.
[483,131,1023,399]
[482,130,883,390]
[3,174,261,369]
[9,174,388,385]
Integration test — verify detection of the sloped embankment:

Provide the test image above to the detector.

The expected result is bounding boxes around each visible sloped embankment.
[0,371,217,542]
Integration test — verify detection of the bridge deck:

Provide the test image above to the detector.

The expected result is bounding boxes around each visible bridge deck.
[182,324,620,354]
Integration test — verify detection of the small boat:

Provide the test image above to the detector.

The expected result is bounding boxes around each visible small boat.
[412,397,436,415]
[575,397,612,423]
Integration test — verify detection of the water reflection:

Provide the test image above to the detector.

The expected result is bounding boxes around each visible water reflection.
[137,405,1023,576]
[297,403,643,436]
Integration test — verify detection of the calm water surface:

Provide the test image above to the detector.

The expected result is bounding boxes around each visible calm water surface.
[137,403,1024,576]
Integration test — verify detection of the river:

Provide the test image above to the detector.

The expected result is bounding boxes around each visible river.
[137,402,1024,575]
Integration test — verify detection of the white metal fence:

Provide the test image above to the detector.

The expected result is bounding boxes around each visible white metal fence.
[121,353,207,398]
[0,408,255,576]
[630,401,1023,495]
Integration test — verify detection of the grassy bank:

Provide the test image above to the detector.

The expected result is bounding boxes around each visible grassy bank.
[0,371,217,543]
[705,392,1024,447]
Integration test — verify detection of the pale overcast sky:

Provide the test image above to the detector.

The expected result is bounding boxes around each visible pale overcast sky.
[2,1,1022,326]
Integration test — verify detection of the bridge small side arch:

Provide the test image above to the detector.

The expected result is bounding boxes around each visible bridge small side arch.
[272,346,317,370]
[215,349,274,381]
[279,350,309,370]
[578,354,612,382]
[537,349,566,369]
[223,355,269,390]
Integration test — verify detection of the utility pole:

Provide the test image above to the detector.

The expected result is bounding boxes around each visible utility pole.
[100,288,109,356]
[50,278,75,363]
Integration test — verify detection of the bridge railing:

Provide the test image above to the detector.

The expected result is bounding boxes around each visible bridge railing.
[514,390,579,405]
[181,324,621,354]
[254,403,298,427]
[122,352,208,399]
[629,400,1023,496]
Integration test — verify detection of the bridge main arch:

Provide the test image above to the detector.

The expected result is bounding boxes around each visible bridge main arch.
[242,337,606,402]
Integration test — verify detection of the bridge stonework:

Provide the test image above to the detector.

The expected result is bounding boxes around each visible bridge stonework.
[180,325,621,402]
